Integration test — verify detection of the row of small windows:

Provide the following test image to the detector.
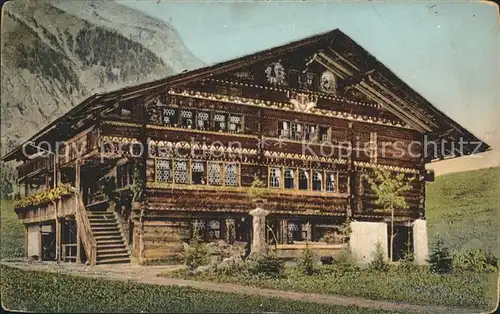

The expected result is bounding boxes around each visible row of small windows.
[278,121,331,142]
[269,167,342,193]
[150,107,244,133]
[155,159,345,193]
[156,159,239,186]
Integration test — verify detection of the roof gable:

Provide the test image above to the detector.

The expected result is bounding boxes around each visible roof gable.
[2,29,489,162]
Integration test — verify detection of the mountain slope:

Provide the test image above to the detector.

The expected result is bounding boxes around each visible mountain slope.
[0,0,203,153]
[426,166,499,256]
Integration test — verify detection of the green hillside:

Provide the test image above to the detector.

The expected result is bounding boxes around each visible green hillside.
[426,166,500,256]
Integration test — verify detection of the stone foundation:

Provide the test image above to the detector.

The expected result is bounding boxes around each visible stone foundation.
[349,221,388,263]
[412,219,429,265]
[27,224,40,258]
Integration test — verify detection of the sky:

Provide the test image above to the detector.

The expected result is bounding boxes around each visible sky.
[120,1,499,173]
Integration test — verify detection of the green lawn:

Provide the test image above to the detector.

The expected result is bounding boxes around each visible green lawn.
[163,266,497,310]
[0,265,391,313]
[426,167,500,256]
[0,200,24,259]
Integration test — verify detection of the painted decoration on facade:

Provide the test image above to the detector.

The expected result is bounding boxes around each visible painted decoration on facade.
[233,70,254,80]
[265,61,286,85]
[290,92,318,113]
[320,70,336,93]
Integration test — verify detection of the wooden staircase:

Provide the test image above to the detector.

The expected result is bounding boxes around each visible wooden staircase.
[88,211,131,265]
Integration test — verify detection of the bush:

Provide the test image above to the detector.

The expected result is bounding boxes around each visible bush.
[248,250,285,278]
[335,247,357,269]
[452,248,498,273]
[368,242,388,272]
[428,238,453,274]
[398,241,418,272]
[183,224,211,272]
[297,242,318,275]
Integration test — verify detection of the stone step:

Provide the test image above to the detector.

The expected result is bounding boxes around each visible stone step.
[97,243,127,249]
[97,252,130,260]
[91,226,120,231]
[95,235,123,241]
[97,248,129,254]
[96,257,131,265]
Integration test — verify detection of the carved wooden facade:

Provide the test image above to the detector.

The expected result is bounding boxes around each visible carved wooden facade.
[3,30,489,264]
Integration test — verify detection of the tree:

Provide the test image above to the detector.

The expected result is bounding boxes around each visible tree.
[428,238,452,274]
[365,169,413,262]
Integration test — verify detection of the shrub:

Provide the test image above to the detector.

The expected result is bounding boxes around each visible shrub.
[398,241,418,272]
[368,242,388,272]
[297,242,318,275]
[183,223,211,272]
[336,247,357,268]
[248,250,285,278]
[428,238,452,274]
[452,248,498,273]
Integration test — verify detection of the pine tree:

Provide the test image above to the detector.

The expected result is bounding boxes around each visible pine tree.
[428,238,452,274]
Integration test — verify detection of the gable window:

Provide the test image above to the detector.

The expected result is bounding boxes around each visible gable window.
[179,110,194,129]
[208,162,223,186]
[228,114,243,133]
[163,107,178,126]
[326,172,336,192]
[156,159,172,183]
[278,121,290,139]
[291,123,303,141]
[117,163,133,188]
[225,163,239,186]
[174,160,189,184]
[312,171,323,191]
[197,111,210,130]
[213,113,227,132]
[191,161,205,184]
[319,126,330,143]
[269,167,281,188]
[299,169,309,190]
[284,168,295,189]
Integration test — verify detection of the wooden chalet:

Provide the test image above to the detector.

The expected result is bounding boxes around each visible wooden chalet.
[2,29,489,265]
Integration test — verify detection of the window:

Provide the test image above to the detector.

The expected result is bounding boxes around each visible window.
[225,163,239,186]
[287,221,310,243]
[312,171,323,191]
[213,113,227,132]
[319,126,330,143]
[269,167,281,188]
[284,168,295,189]
[208,162,223,185]
[291,122,303,141]
[326,172,336,192]
[163,107,177,126]
[207,220,222,240]
[304,124,317,141]
[299,169,309,190]
[228,114,243,132]
[179,110,194,128]
[174,160,189,184]
[197,111,210,130]
[156,159,172,183]
[191,161,205,184]
[278,121,290,138]
[117,163,133,188]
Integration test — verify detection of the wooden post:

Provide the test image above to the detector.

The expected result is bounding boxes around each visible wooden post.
[76,221,81,263]
[75,159,81,264]
[38,224,43,261]
[55,218,61,262]
[24,226,28,259]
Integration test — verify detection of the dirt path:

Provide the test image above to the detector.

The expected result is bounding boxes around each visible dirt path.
[1,260,479,314]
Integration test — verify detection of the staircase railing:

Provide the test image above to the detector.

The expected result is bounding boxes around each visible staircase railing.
[74,192,97,265]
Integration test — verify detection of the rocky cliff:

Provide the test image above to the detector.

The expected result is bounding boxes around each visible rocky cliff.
[0,0,203,153]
